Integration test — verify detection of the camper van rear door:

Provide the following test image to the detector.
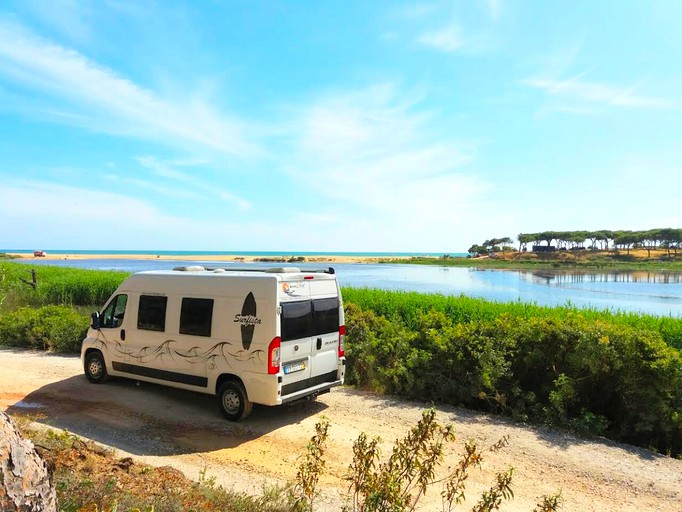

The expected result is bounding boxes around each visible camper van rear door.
[280,300,313,382]
[310,297,340,379]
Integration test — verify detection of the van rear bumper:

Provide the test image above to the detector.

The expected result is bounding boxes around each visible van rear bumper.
[281,379,343,404]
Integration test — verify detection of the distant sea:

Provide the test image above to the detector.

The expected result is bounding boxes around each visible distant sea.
[3,249,468,258]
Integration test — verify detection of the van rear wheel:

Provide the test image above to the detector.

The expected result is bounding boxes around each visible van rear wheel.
[218,381,252,421]
[84,351,108,384]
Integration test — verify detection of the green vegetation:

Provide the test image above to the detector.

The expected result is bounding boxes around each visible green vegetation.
[0,305,89,352]
[289,412,560,512]
[381,252,682,271]
[387,228,682,269]
[0,262,127,310]
[2,261,681,456]
[516,228,682,255]
[12,411,560,512]
[14,419,291,512]
[342,288,682,350]
[0,262,127,353]
[343,292,682,456]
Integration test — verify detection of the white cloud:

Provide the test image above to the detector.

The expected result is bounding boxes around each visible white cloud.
[22,0,93,43]
[0,180,275,250]
[137,156,252,210]
[417,24,464,52]
[282,84,495,251]
[523,75,672,110]
[484,0,503,22]
[0,20,258,158]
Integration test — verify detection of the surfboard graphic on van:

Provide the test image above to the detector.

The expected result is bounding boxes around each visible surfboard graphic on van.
[239,292,257,350]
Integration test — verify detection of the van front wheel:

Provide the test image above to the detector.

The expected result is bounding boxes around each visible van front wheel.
[84,351,108,384]
[218,381,252,421]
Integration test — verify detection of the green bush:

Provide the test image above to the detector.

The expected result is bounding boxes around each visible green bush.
[0,305,89,353]
[343,301,682,456]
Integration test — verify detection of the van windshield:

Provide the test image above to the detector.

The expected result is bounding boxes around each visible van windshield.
[281,298,339,341]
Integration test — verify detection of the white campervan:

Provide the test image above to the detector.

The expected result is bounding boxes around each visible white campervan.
[81,266,346,420]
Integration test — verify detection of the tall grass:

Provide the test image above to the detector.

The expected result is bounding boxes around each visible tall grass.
[341,287,682,350]
[0,262,128,309]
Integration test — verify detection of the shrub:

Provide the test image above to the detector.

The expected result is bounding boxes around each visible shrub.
[290,411,561,512]
[343,301,682,456]
[0,305,89,353]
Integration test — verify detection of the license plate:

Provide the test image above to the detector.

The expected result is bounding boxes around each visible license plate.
[284,361,306,374]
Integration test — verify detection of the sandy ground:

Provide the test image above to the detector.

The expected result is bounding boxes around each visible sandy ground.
[2,349,681,511]
[7,253,408,264]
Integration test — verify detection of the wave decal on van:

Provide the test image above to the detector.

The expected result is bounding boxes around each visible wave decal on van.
[93,336,264,368]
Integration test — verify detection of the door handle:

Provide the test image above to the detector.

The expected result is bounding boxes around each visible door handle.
[121,329,126,341]
[316,337,322,350]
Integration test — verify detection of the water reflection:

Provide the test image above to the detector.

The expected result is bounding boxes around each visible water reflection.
[521,270,682,285]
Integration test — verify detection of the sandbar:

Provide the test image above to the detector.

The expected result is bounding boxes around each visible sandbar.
[7,253,412,264]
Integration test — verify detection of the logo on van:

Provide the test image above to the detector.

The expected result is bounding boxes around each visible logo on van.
[236,292,259,350]
[282,282,305,296]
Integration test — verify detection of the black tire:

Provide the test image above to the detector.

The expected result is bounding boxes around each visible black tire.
[84,351,108,384]
[217,381,252,421]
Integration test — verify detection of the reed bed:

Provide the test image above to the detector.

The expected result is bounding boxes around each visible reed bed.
[0,262,128,309]
[341,287,682,349]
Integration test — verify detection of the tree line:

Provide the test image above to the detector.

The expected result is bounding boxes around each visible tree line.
[469,228,682,257]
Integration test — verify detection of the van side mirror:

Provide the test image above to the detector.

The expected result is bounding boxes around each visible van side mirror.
[91,312,100,330]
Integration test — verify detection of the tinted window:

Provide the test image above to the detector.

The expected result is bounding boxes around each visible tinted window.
[313,298,339,334]
[180,298,213,337]
[281,301,313,341]
[101,294,127,329]
[137,295,167,332]
[281,298,339,340]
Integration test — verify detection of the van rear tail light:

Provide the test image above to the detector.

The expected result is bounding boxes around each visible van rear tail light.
[268,336,281,374]
[338,325,345,358]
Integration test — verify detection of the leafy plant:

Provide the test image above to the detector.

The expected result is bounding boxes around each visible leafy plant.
[292,418,330,512]
[0,305,89,352]
[292,409,560,512]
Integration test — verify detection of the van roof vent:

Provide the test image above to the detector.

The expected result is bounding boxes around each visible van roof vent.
[266,267,301,273]
[172,265,206,272]
[213,268,226,273]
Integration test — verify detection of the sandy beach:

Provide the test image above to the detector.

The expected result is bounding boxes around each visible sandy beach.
[7,253,412,264]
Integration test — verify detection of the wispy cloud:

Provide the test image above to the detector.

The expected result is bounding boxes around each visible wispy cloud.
[523,75,671,108]
[0,20,258,158]
[417,24,464,52]
[484,0,503,22]
[282,84,491,248]
[407,2,498,54]
[137,156,252,210]
[0,180,276,250]
[21,0,94,43]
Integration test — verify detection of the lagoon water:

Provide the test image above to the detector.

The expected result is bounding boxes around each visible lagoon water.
[14,258,682,317]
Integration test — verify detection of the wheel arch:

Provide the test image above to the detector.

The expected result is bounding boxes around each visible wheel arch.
[84,347,104,359]
[215,373,247,396]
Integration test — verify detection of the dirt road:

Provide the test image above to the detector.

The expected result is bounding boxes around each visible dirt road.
[1,349,680,511]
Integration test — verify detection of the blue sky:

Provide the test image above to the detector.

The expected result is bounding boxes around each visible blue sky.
[0,1,680,252]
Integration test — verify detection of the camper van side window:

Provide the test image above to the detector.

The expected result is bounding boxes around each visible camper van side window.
[180,298,214,337]
[101,294,128,328]
[313,298,339,335]
[137,295,167,332]
[281,301,313,342]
